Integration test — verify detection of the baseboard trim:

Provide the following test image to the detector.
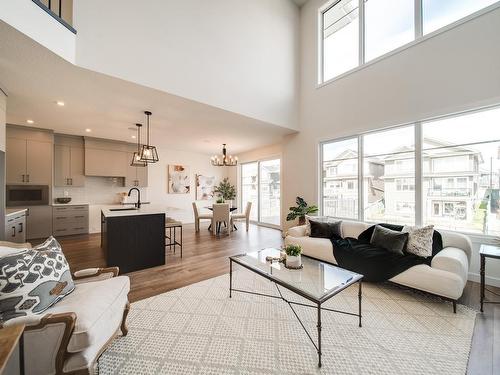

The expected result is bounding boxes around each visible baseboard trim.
[468,272,500,288]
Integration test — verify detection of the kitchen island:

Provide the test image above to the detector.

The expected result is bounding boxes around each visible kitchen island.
[101,207,166,273]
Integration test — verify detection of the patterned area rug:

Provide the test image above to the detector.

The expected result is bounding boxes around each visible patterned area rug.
[98,268,476,374]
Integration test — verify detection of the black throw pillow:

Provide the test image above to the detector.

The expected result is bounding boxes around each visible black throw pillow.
[370,225,408,255]
[357,223,404,243]
[309,220,342,239]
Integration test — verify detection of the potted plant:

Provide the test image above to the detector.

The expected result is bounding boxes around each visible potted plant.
[214,178,236,206]
[284,244,302,268]
[286,197,319,225]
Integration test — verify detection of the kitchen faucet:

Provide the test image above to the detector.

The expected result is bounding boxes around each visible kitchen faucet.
[128,188,141,209]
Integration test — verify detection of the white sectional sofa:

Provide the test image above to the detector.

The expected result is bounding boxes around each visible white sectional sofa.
[285,219,472,311]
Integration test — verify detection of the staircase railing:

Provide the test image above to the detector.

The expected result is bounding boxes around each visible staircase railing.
[32,0,76,34]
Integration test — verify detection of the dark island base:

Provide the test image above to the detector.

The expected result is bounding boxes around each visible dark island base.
[101,213,166,274]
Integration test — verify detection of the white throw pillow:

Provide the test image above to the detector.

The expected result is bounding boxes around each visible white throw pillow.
[0,246,28,257]
[402,225,434,258]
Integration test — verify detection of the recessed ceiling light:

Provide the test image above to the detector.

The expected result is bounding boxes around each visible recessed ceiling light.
[85,128,92,133]
[56,101,65,106]
[131,135,136,139]
[27,119,34,124]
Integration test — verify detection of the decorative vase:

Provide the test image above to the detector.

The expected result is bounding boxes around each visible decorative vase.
[286,254,302,268]
[298,217,306,226]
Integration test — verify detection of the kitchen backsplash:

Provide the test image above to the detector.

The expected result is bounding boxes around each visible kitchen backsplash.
[52,177,148,205]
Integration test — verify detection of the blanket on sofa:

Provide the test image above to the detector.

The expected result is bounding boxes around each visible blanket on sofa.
[330,224,443,282]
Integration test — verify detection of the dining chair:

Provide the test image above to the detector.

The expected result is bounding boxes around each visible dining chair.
[231,201,252,231]
[192,202,213,232]
[212,203,231,235]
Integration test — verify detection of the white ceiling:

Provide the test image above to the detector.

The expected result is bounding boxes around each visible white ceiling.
[0,21,296,155]
[292,0,310,7]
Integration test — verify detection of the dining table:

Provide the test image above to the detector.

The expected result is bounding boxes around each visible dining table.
[205,206,238,231]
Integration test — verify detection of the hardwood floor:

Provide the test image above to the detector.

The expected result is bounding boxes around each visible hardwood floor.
[49,223,498,374]
[56,223,282,302]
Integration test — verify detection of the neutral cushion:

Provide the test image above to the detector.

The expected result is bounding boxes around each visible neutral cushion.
[340,220,369,239]
[390,262,465,300]
[48,275,130,353]
[402,225,434,258]
[431,247,469,285]
[287,225,307,238]
[284,236,336,264]
[0,237,75,322]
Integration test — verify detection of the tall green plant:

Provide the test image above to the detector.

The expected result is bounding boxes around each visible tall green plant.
[214,178,237,200]
[286,197,318,224]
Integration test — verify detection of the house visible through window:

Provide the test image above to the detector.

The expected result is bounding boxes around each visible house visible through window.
[320,105,500,236]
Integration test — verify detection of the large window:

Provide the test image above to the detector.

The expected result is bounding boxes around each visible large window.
[320,0,499,82]
[422,108,500,234]
[241,159,281,226]
[423,0,498,34]
[363,126,415,224]
[321,138,359,218]
[320,105,500,236]
[241,163,258,221]
[365,0,414,61]
[322,0,359,82]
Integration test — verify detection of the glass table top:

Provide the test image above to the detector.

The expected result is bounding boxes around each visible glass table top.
[230,248,363,302]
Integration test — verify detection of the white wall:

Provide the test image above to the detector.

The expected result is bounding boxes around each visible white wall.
[0,91,6,152]
[146,146,229,223]
[277,1,500,285]
[73,0,300,130]
[0,0,76,63]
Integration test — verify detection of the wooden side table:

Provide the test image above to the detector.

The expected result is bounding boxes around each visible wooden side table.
[479,244,500,312]
[0,324,25,375]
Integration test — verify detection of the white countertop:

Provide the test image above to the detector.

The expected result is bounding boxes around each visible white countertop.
[6,208,28,217]
[101,205,168,218]
[52,202,90,206]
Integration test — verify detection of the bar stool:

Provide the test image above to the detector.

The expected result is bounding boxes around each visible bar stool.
[165,217,183,258]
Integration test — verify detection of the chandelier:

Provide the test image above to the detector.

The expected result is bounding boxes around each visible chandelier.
[130,123,147,167]
[139,111,159,163]
[211,144,238,166]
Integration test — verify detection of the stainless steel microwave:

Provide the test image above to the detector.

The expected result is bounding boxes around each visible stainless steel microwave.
[6,185,49,207]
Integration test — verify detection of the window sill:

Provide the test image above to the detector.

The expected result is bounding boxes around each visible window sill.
[317,1,500,89]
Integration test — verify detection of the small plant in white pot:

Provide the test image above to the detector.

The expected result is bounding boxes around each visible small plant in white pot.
[284,244,302,269]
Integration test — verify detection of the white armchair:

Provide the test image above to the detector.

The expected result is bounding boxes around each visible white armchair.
[2,266,130,375]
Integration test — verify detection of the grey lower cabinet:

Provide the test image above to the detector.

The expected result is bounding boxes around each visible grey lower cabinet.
[5,212,27,243]
[25,206,53,240]
[52,205,89,237]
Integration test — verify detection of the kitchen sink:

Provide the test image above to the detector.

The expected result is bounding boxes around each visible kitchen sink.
[109,207,138,211]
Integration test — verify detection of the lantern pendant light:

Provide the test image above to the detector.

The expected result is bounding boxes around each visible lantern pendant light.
[130,123,147,167]
[139,111,159,163]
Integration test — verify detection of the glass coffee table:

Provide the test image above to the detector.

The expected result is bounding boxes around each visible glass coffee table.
[229,248,363,368]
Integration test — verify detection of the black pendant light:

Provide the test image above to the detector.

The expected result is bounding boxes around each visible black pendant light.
[139,111,159,163]
[130,123,147,167]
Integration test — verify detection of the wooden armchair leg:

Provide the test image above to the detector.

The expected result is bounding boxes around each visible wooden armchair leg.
[121,301,130,336]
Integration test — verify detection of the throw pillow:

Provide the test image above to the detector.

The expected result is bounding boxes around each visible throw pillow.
[402,225,434,258]
[0,237,75,323]
[309,220,342,239]
[357,223,404,243]
[305,216,339,236]
[370,225,408,255]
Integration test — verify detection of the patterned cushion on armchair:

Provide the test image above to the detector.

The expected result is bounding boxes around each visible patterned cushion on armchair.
[0,236,75,322]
